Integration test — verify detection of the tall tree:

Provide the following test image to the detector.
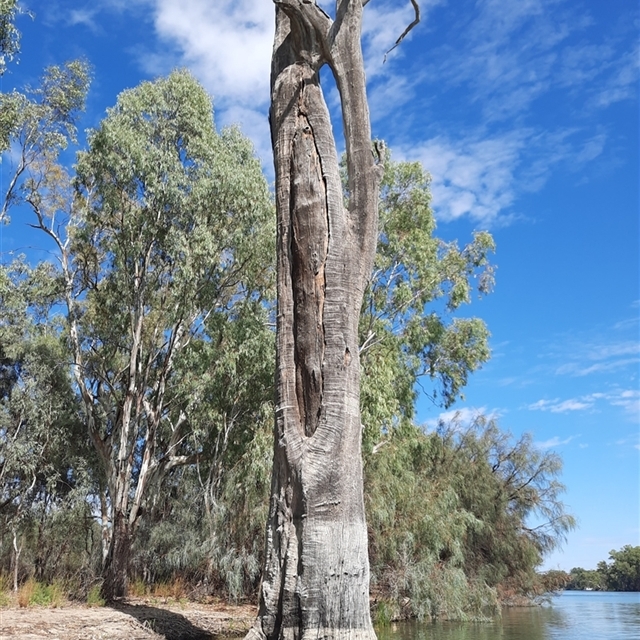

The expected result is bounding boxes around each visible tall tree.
[249,2,418,639]
[71,71,273,600]
[599,546,640,592]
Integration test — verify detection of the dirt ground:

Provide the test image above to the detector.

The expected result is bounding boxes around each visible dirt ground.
[0,599,257,640]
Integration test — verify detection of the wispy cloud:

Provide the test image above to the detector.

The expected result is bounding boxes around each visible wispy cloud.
[425,0,635,122]
[68,9,98,30]
[536,434,580,449]
[528,398,594,413]
[75,0,635,227]
[399,126,604,225]
[614,430,640,451]
[528,390,640,417]
[424,405,503,430]
[555,340,640,377]
[404,133,522,224]
[609,390,640,418]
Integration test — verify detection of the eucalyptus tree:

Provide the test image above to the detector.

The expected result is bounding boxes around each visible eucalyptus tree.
[70,70,273,600]
[249,2,420,639]
[359,157,494,449]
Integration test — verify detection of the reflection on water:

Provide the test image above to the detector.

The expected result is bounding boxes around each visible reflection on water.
[376,592,640,640]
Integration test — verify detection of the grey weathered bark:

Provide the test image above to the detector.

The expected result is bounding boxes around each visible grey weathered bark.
[248,2,385,639]
[101,510,131,600]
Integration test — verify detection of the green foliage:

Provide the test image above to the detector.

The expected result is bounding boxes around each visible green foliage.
[365,415,574,619]
[0,59,90,220]
[28,580,65,606]
[437,416,575,594]
[365,424,498,620]
[565,567,605,591]
[598,546,640,591]
[130,415,273,601]
[86,583,106,607]
[70,70,274,596]
[1,68,275,598]
[70,66,274,512]
[538,569,570,593]
[567,548,640,592]
[0,259,92,566]
[0,0,20,76]
[360,157,494,451]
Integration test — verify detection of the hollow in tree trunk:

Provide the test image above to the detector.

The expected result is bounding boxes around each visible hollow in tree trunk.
[248,2,384,639]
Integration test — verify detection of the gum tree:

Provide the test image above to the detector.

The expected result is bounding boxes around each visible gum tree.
[71,71,273,600]
[248,2,420,639]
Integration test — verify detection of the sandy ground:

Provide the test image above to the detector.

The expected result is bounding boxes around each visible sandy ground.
[0,599,256,640]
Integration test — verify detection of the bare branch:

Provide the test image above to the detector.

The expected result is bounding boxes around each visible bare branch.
[384,0,420,63]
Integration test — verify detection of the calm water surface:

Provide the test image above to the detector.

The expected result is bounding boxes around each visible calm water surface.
[377,592,640,640]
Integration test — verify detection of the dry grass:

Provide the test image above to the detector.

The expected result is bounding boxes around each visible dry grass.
[16,579,65,608]
[129,577,190,601]
[17,579,35,608]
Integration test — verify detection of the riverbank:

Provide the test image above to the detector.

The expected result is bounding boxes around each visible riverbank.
[0,598,256,639]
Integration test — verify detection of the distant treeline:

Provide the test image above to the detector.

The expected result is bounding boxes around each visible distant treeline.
[545,546,640,592]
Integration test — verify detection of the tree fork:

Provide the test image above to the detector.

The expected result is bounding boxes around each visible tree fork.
[248,2,385,639]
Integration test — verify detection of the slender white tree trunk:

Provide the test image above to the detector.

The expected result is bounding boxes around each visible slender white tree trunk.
[12,529,21,592]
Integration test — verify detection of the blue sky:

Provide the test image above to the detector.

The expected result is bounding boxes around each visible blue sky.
[2,0,638,572]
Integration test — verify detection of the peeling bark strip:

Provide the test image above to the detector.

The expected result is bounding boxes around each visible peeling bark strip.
[248,2,385,640]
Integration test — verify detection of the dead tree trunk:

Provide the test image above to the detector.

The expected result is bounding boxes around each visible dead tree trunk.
[248,2,384,639]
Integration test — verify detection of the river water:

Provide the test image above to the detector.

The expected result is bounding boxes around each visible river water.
[377,591,640,640]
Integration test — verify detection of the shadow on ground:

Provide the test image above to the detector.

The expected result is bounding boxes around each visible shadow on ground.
[113,602,215,640]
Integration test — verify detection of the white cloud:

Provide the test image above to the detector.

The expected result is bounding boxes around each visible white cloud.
[401,133,522,224]
[68,9,98,30]
[394,123,610,225]
[591,44,640,109]
[79,0,632,227]
[426,0,635,124]
[536,434,579,449]
[555,340,640,377]
[426,0,579,121]
[609,390,640,417]
[424,405,503,430]
[152,0,274,108]
[558,358,640,377]
[528,398,594,413]
[528,390,640,418]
